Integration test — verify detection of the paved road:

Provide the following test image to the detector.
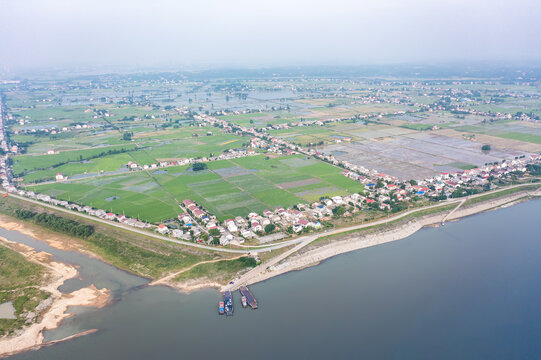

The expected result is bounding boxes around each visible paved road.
[4,193,248,254]
[226,182,541,289]
[3,182,539,257]
[441,197,467,224]
[226,234,318,291]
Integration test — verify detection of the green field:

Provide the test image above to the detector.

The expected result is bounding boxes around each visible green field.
[31,172,180,222]
[31,155,363,222]
[496,132,541,145]
[447,161,477,170]
[12,126,249,183]
[217,112,294,128]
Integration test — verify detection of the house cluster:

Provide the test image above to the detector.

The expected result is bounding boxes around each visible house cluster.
[154,198,237,245]
[199,110,541,213]
[7,188,152,229]
[124,148,257,171]
[0,101,8,154]
[0,155,12,190]
[420,157,536,194]
[346,155,541,202]
[12,123,97,138]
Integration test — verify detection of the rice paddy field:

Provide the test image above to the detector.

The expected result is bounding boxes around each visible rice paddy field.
[4,71,541,222]
[10,124,249,183]
[30,155,363,222]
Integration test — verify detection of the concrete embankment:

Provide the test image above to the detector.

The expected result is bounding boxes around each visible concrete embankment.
[237,188,540,288]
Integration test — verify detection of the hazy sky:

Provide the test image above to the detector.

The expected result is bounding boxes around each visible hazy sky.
[1,0,540,70]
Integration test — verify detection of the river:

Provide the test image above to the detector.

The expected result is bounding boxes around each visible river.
[5,199,541,359]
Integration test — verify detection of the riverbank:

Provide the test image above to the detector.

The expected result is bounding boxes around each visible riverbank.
[225,186,541,290]
[0,185,539,301]
[0,236,110,358]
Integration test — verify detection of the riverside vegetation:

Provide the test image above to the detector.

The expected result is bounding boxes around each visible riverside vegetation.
[0,244,50,337]
[0,197,248,280]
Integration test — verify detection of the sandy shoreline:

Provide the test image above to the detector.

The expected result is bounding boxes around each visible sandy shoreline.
[0,186,537,355]
[0,236,110,358]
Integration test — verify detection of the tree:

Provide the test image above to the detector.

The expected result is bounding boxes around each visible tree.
[376,179,385,189]
[481,144,491,151]
[332,205,346,216]
[409,179,417,186]
[192,163,208,171]
[209,228,220,237]
[264,224,276,233]
[526,164,541,175]
[122,132,133,141]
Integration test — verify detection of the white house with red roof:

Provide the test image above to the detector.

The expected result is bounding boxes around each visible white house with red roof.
[156,224,169,234]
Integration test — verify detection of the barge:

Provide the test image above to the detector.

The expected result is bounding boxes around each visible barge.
[223,291,233,316]
[239,285,258,309]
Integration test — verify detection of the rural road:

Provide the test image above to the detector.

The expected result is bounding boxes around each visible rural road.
[3,182,539,257]
[4,193,248,254]
[225,182,541,290]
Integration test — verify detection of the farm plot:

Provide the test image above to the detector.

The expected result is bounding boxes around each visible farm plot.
[30,155,363,223]
[321,131,531,180]
[139,133,246,161]
[218,112,293,128]
[31,172,180,222]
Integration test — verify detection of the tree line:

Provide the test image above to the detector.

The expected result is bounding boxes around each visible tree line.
[15,210,94,238]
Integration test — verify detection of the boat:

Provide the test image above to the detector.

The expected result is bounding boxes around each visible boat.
[239,285,258,309]
[241,296,247,308]
[223,291,233,316]
[218,301,224,315]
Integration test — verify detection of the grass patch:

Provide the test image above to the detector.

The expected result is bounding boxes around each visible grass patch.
[447,162,477,170]
[0,244,50,337]
[496,132,541,145]
[0,197,228,279]
[464,184,540,206]
[173,257,257,283]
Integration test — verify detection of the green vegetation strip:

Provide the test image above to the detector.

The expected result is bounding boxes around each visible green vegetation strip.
[463,184,541,206]
[0,244,50,337]
[173,257,257,283]
[0,197,225,279]
[303,203,454,250]
[496,132,541,145]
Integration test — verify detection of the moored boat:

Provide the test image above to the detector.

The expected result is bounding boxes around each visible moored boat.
[224,291,233,316]
[239,285,258,309]
[218,301,224,315]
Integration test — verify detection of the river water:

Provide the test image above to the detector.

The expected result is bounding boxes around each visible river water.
[5,199,541,359]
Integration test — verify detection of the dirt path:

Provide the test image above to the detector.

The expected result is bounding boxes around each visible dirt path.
[150,255,245,286]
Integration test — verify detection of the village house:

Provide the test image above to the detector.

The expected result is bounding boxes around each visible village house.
[172,229,184,238]
[251,220,262,232]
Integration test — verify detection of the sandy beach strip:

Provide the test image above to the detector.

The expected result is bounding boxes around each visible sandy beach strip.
[0,236,110,358]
